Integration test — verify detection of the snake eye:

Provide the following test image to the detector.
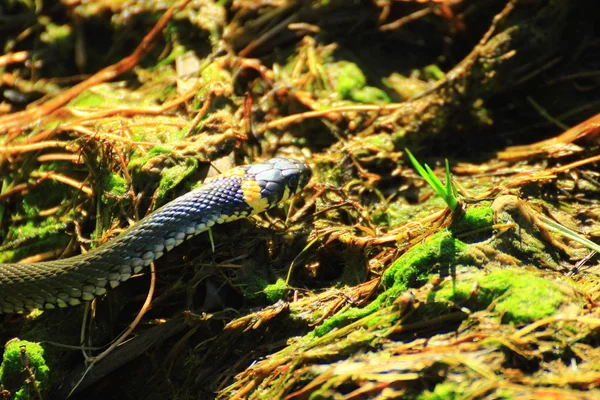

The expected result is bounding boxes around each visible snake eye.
[288,175,298,187]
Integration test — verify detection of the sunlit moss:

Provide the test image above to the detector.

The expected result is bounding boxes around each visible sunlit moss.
[381,229,473,293]
[101,173,128,204]
[325,61,390,103]
[350,86,390,104]
[450,206,493,233]
[0,182,74,263]
[428,268,570,324]
[263,278,290,302]
[0,340,50,400]
[478,269,566,323]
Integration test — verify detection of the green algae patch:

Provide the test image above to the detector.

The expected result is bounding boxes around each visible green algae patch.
[0,340,50,400]
[429,269,568,324]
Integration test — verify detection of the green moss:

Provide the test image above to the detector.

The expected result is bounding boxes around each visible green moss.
[314,162,344,187]
[327,61,366,98]
[349,86,391,104]
[69,82,162,108]
[237,277,268,300]
[313,300,380,337]
[429,279,472,304]
[428,269,568,324]
[383,72,428,99]
[422,64,444,80]
[235,264,282,301]
[0,340,50,399]
[355,133,395,156]
[478,269,565,323]
[192,62,233,108]
[17,308,85,397]
[314,226,480,337]
[39,21,73,68]
[128,145,201,208]
[23,178,72,212]
[40,22,72,44]
[0,173,77,262]
[68,90,104,107]
[450,206,493,234]
[381,230,472,293]
[417,381,513,400]
[375,206,494,299]
[417,382,462,400]
[128,146,174,169]
[101,173,128,203]
[339,252,368,286]
[263,278,290,302]
[372,196,447,229]
[0,217,70,263]
[324,61,390,104]
[492,200,563,270]
[157,158,198,200]
[0,235,70,264]
[153,43,187,69]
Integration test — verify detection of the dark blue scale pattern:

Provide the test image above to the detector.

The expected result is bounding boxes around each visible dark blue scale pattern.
[83,177,252,259]
[0,158,312,312]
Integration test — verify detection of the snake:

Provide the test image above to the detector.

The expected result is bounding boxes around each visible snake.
[0,158,311,314]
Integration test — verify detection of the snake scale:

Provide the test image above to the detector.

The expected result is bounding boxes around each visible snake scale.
[0,158,311,314]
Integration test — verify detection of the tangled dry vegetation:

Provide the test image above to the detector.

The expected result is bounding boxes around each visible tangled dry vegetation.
[0,0,600,399]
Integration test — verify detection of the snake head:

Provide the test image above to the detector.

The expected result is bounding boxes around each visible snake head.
[243,158,312,211]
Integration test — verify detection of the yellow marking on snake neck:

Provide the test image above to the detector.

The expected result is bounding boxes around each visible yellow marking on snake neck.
[242,179,269,213]
[280,185,291,203]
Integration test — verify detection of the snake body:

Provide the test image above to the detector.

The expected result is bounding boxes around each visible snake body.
[0,158,311,313]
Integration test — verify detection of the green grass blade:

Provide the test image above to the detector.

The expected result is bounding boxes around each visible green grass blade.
[539,215,600,253]
[405,149,436,189]
[405,148,458,211]
[444,159,458,211]
[423,164,446,193]
[445,159,452,197]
